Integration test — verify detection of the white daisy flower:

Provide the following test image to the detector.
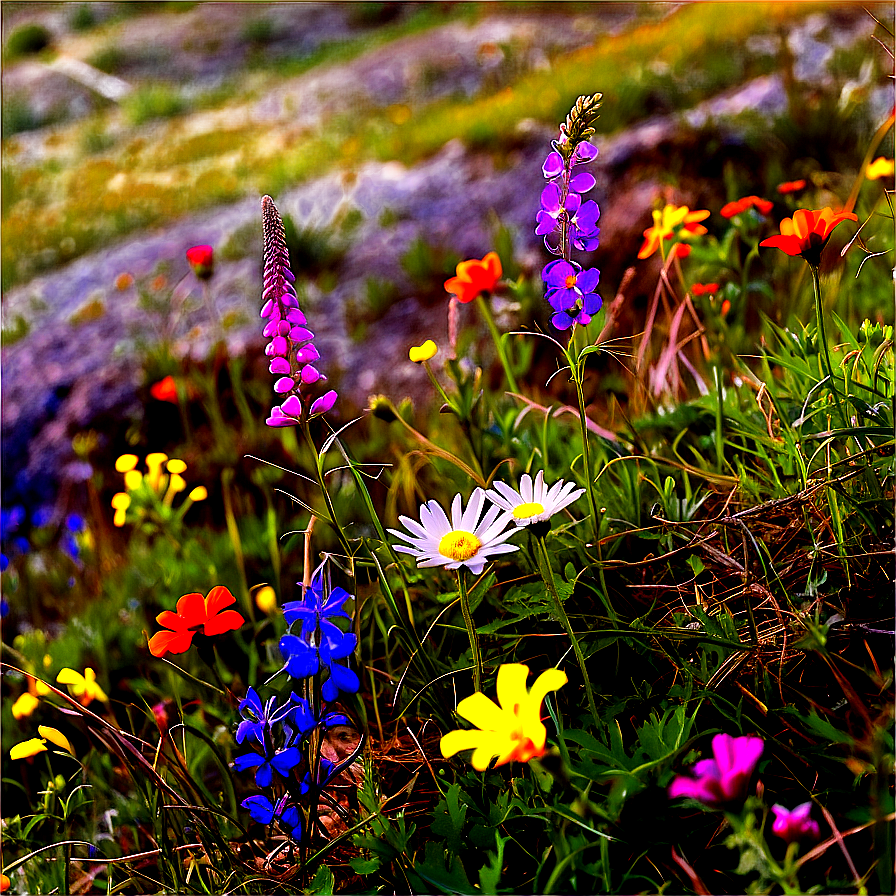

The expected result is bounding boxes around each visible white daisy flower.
[485,471,585,527]
[389,488,519,576]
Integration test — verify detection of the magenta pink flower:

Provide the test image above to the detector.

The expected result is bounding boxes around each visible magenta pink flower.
[771,802,821,844]
[186,245,214,280]
[668,733,764,808]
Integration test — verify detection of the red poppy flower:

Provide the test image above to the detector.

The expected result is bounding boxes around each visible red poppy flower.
[444,252,502,304]
[186,245,214,280]
[776,179,806,195]
[760,207,858,267]
[691,282,719,296]
[149,586,244,657]
[150,375,178,403]
[720,196,773,218]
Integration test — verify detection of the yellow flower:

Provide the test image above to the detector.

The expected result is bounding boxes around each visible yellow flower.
[409,340,438,363]
[111,493,130,527]
[39,726,74,753]
[10,737,47,760]
[124,469,142,491]
[866,157,894,180]
[145,452,168,490]
[166,458,187,475]
[115,454,139,473]
[188,486,208,502]
[57,667,108,705]
[12,692,40,719]
[255,585,277,614]
[10,726,73,760]
[440,663,567,770]
[638,204,710,259]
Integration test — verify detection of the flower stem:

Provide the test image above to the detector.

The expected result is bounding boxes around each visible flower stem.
[476,294,520,394]
[456,570,482,693]
[809,263,848,431]
[535,535,599,730]
[714,363,725,473]
[567,344,601,546]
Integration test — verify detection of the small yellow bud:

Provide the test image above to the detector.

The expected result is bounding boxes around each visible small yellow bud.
[255,585,277,614]
[115,454,139,473]
[188,486,208,502]
[166,458,187,475]
[12,692,39,719]
[409,340,438,363]
[124,470,142,491]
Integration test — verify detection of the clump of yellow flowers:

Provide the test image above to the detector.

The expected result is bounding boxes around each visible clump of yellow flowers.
[111,453,207,528]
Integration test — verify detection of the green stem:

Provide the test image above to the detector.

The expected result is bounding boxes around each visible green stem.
[809,263,849,432]
[299,422,353,558]
[568,345,601,546]
[477,293,519,394]
[714,363,725,473]
[535,535,599,730]
[457,570,482,692]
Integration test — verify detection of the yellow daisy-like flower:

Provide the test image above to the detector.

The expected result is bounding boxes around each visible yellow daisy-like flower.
[409,340,438,363]
[12,692,40,719]
[866,157,894,180]
[440,663,568,770]
[57,667,108,705]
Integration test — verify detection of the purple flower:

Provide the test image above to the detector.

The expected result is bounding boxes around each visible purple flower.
[542,260,601,330]
[669,733,764,809]
[542,151,564,178]
[233,744,303,788]
[283,572,352,640]
[771,803,821,844]
[261,196,337,426]
[569,200,601,251]
[241,794,303,840]
[535,183,581,237]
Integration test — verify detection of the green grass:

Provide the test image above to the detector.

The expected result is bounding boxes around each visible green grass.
[0,1,862,290]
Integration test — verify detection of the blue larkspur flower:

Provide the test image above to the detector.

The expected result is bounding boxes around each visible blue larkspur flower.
[233,744,303,788]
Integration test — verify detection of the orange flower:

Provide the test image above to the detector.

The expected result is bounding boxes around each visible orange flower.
[149,586,244,657]
[776,179,806,195]
[150,375,178,403]
[638,204,710,260]
[760,207,858,267]
[720,195,773,218]
[444,252,502,304]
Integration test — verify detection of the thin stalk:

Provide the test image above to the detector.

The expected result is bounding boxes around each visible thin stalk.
[456,571,482,692]
[809,263,849,432]
[714,363,725,473]
[535,535,599,730]
[299,423,353,558]
[476,293,519,394]
[567,345,601,546]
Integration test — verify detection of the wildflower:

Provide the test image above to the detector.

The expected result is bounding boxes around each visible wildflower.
[242,794,302,840]
[12,692,39,719]
[114,272,134,291]
[389,488,519,576]
[110,493,130,527]
[115,454,139,473]
[188,486,208,502]
[668,732,764,808]
[638,204,710,260]
[233,743,303,788]
[282,572,352,641]
[444,252,502,304]
[261,196,337,426]
[691,282,719,296]
[409,340,437,363]
[866,157,894,180]
[759,207,858,267]
[485,471,585,528]
[56,667,108,705]
[148,586,245,657]
[440,663,567,770]
[236,688,314,747]
[0,872,9,892]
[776,179,806,194]
[10,726,74,760]
[255,585,277,614]
[771,802,821,844]
[150,375,178,403]
[720,195,773,218]
[541,259,601,330]
[186,244,214,280]
[279,625,358,698]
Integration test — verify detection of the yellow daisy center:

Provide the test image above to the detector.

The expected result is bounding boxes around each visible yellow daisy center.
[513,502,545,520]
[438,529,481,561]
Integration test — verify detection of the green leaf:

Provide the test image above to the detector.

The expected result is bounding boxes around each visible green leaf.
[349,855,381,875]
[306,864,335,895]
[412,841,473,894]
[431,783,468,854]
[478,832,507,893]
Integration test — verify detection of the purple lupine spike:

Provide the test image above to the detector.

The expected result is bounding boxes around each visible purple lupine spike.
[261,196,338,426]
[535,104,602,332]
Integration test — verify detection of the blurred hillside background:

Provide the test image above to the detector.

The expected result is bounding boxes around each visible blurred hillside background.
[1,0,893,516]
